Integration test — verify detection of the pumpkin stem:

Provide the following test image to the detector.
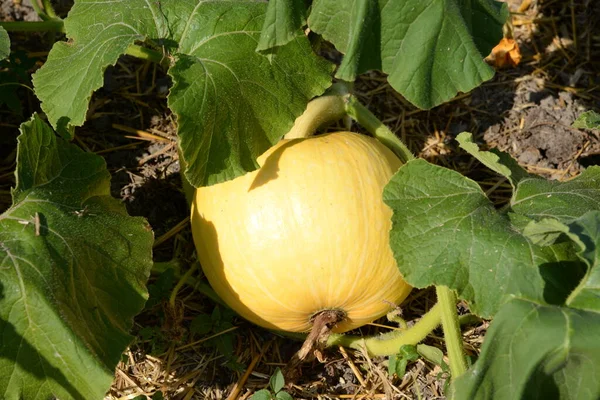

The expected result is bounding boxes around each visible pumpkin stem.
[284,309,346,380]
[284,83,348,139]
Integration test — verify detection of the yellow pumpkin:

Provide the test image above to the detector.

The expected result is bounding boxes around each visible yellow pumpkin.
[191,131,412,333]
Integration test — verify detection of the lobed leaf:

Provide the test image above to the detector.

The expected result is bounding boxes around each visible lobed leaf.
[307,0,508,109]
[0,115,153,399]
[32,0,169,137]
[257,0,308,51]
[384,159,582,318]
[565,211,600,312]
[511,167,600,222]
[168,1,333,186]
[453,299,600,400]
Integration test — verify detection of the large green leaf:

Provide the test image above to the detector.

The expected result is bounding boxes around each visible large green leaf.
[0,27,9,60]
[0,115,153,400]
[566,211,600,312]
[307,0,508,109]
[511,167,600,221]
[257,0,308,51]
[32,0,168,137]
[167,1,333,186]
[32,0,333,185]
[453,299,600,400]
[383,160,582,318]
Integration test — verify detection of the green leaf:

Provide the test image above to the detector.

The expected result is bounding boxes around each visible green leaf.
[270,367,285,393]
[307,0,508,109]
[384,159,581,318]
[388,344,420,378]
[416,344,446,368]
[275,391,293,400]
[511,167,600,222]
[257,0,308,51]
[0,114,153,399]
[251,389,273,400]
[190,314,213,336]
[145,267,176,309]
[399,344,420,360]
[152,391,165,400]
[309,0,380,81]
[0,26,9,60]
[572,110,600,130]
[388,355,408,378]
[453,299,600,400]
[457,132,531,187]
[565,211,600,312]
[168,1,333,186]
[522,218,570,246]
[32,0,168,137]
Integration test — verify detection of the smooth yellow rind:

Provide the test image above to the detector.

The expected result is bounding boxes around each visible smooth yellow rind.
[191,132,412,333]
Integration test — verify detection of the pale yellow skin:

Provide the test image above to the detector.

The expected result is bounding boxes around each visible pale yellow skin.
[191,132,412,333]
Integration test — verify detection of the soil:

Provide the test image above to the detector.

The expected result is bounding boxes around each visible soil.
[1,0,599,399]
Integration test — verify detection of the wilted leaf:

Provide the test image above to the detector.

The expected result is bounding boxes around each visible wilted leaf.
[485,37,522,68]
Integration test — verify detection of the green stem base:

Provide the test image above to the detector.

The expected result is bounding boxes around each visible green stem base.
[436,286,468,378]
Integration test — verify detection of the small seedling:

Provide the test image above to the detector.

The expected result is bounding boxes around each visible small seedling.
[251,368,293,400]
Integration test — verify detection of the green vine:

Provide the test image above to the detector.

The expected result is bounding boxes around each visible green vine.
[437,286,468,377]
[327,302,441,355]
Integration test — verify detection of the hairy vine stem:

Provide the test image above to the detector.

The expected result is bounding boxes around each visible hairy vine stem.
[326,302,442,355]
[343,94,415,163]
[436,286,468,377]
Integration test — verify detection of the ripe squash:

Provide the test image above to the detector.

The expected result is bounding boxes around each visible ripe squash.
[191,131,412,333]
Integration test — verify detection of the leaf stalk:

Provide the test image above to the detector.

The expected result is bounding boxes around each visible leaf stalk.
[41,0,59,19]
[124,44,166,66]
[436,286,468,378]
[152,260,227,307]
[0,20,65,33]
[343,95,415,163]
